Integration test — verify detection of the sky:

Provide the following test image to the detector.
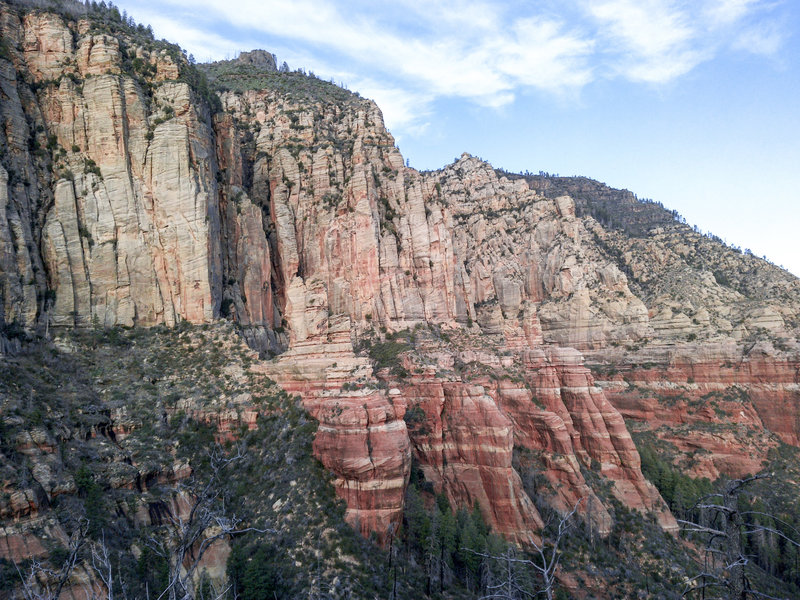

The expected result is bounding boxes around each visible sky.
[113,0,800,276]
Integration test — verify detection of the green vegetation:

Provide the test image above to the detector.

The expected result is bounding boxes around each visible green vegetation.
[734,446,800,596]
[633,433,800,597]
[493,170,673,237]
[0,324,387,598]
[635,434,713,519]
[514,447,703,598]
[3,3,800,599]
[7,0,221,112]
[399,461,507,596]
[2,323,709,599]
[199,60,357,106]
[359,328,413,376]
[0,324,573,599]
[0,38,12,61]
[227,543,287,599]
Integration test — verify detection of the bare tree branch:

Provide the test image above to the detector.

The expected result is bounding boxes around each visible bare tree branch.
[679,473,797,600]
[148,445,273,600]
[467,498,583,600]
[13,519,90,600]
[90,531,114,600]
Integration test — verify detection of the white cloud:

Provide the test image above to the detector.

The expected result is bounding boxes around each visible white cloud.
[733,21,785,56]
[589,0,694,57]
[497,17,594,90]
[586,0,705,82]
[117,0,789,137]
[127,9,252,62]
[346,79,435,138]
[123,0,594,103]
[704,0,761,26]
[583,0,783,83]
[396,0,503,33]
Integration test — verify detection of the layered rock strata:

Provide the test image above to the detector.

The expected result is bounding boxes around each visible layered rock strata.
[590,342,799,479]
[2,2,799,560]
[255,322,411,542]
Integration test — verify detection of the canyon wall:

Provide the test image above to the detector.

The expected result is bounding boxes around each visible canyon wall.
[2,2,799,557]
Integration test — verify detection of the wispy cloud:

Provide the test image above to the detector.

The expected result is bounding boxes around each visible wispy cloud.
[586,0,786,82]
[117,0,789,135]
[124,8,251,61]
[587,0,705,82]
[351,82,434,139]
[704,0,762,26]
[732,20,786,57]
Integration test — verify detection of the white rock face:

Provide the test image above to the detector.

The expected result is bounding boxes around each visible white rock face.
[0,8,223,328]
[38,77,220,326]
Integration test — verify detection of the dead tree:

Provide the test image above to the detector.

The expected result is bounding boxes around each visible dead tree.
[11,442,267,600]
[148,445,270,600]
[13,519,89,600]
[479,545,535,600]
[473,499,583,600]
[679,474,800,600]
[89,532,115,600]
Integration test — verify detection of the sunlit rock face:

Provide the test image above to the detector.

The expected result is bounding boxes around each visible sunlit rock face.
[2,2,799,552]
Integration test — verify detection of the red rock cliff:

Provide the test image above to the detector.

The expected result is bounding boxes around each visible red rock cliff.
[2,2,799,555]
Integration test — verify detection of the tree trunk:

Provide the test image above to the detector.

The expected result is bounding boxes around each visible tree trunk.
[724,482,745,600]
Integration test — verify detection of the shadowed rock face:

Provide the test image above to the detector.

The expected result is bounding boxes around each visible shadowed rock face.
[2,2,799,554]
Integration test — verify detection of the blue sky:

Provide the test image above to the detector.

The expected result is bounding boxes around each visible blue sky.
[114,0,800,276]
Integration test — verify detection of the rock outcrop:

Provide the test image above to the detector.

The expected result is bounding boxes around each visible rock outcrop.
[2,1,799,571]
[2,7,223,329]
[254,326,412,542]
[590,342,799,479]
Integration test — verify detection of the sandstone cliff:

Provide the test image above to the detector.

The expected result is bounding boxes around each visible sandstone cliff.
[2,0,800,575]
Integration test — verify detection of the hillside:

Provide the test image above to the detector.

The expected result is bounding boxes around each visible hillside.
[1,1,799,598]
